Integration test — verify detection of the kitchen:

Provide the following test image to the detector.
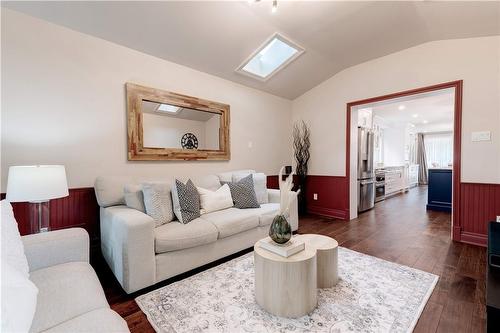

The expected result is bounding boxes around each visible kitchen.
[356,89,454,214]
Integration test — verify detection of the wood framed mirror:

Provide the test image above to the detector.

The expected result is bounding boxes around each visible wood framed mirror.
[126,83,230,161]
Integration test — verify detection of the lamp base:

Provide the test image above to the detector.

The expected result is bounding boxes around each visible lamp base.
[29,201,50,234]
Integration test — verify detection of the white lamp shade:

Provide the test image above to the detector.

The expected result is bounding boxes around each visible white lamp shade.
[6,165,69,202]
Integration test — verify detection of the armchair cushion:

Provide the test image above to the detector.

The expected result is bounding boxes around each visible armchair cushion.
[29,262,109,333]
[154,218,218,253]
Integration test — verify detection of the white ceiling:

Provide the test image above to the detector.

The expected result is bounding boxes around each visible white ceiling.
[364,88,454,132]
[3,1,499,99]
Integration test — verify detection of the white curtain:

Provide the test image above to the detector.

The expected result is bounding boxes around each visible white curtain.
[424,132,453,168]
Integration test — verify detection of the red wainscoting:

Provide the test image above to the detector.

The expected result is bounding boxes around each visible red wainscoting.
[1,188,99,240]
[267,175,349,220]
[458,182,500,246]
[305,176,349,220]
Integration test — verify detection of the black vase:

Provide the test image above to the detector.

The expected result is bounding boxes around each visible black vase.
[269,214,292,244]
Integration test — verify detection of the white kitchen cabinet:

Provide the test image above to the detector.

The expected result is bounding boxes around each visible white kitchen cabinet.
[408,164,419,188]
[385,167,405,196]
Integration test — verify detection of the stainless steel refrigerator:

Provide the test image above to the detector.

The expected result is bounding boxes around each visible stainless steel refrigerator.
[357,127,375,212]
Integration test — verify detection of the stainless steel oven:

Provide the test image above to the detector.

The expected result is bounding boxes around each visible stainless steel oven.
[375,170,385,202]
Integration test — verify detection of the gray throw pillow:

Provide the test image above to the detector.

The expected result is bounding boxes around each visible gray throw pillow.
[224,174,260,209]
[142,182,174,227]
[232,172,268,204]
[171,179,201,224]
[124,184,146,213]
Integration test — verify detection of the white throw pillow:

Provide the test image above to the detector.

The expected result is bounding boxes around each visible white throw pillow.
[197,184,234,214]
[1,200,30,278]
[142,182,174,227]
[1,261,38,333]
[232,173,268,204]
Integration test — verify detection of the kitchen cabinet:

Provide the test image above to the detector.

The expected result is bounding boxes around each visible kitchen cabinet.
[385,167,405,196]
[408,164,419,188]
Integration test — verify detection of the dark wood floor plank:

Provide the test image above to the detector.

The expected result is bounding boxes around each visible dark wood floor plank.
[92,186,486,332]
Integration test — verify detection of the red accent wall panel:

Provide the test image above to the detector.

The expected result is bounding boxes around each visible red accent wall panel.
[305,176,349,220]
[1,188,99,240]
[459,183,500,246]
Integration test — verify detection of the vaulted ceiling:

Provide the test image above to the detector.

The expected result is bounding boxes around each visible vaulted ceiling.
[3,1,500,99]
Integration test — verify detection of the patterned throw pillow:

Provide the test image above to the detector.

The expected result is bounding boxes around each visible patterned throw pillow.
[171,179,201,224]
[224,174,260,209]
[142,182,174,227]
[232,173,268,204]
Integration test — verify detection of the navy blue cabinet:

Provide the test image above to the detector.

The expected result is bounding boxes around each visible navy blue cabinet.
[426,169,452,212]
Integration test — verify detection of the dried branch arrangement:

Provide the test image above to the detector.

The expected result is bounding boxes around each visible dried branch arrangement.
[293,120,311,177]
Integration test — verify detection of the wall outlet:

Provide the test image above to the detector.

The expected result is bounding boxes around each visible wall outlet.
[313,193,318,200]
[497,216,500,223]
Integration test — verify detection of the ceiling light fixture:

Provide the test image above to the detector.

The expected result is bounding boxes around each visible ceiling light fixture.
[398,105,406,110]
[423,120,429,124]
[412,114,419,118]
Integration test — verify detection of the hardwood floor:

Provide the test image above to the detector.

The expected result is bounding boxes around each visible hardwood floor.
[94,186,486,332]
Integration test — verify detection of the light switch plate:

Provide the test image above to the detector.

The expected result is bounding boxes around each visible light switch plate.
[313,193,318,200]
[471,131,491,142]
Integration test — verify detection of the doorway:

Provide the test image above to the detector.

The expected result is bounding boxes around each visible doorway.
[346,81,463,241]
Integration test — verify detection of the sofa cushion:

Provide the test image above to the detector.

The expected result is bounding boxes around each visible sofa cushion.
[224,175,260,209]
[201,208,260,238]
[232,172,268,204]
[42,308,129,333]
[256,203,281,227]
[171,179,201,224]
[216,170,256,183]
[29,262,109,333]
[190,174,221,192]
[142,182,174,227]
[154,219,218,253]
[94,177,128,207]
[197,184,233,214]
[124,184,145,213]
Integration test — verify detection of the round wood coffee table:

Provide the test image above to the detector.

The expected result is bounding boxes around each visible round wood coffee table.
[295,234,339,288]
[254,243,317,318]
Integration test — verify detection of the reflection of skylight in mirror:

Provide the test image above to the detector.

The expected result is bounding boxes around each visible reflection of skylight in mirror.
[238,34,303,80]
[157,104,180,113]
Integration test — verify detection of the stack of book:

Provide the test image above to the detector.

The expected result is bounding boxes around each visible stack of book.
[259,237,305,258]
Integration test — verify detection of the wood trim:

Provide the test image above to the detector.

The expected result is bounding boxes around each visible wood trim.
[126,83,230,161]
[460,231,488,247]
[307,205,349,220]
[346,81,463,241]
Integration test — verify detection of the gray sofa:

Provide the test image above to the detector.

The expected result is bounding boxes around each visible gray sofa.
[94,170,298,294]
[23,228,129,332]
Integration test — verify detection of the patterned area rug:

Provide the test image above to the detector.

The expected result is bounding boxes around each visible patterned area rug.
[136,247,438,333]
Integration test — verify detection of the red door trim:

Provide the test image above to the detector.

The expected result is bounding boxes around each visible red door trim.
[346,80,463,241]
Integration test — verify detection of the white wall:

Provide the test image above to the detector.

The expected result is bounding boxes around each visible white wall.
[292,36,500,184]
[204,115,221,150]
[1,9,293,191]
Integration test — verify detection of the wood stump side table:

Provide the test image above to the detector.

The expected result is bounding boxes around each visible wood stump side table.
[296,234,339,288]
[254,244,317,318]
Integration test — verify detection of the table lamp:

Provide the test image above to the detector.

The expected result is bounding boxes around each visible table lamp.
[6,165,69,233]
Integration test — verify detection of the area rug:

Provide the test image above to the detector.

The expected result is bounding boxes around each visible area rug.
[136,247,438,333]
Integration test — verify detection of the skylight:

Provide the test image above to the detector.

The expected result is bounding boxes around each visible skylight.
[236,34,304,81]
[157,104,180,113]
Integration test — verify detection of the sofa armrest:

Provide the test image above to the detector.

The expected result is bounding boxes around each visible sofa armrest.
[100,206,156,294]
[267,189,281,203]
[22,228,89,272]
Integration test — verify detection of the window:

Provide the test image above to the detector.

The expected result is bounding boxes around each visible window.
[424,132,453,168]
[236,34,304,81]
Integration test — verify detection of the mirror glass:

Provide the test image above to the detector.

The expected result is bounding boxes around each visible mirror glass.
[141,100,221,150]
